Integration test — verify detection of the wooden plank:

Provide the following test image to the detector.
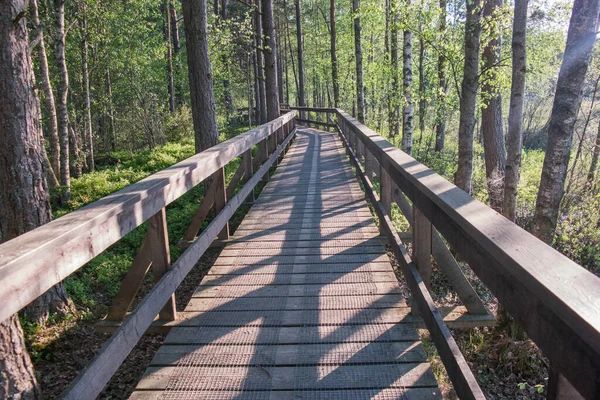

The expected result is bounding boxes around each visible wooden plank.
[207,262,392,276]
[180,174,218,242]
[217,245,385,257]
[242,149,254,203]
[211,253,389,266]
[0,111,296,324]
[198,271,398,286]
[214,168,230,240]
[337,109,600,397]
[62,119,297,400]
[147,209,176,321]
[412,206,432,316]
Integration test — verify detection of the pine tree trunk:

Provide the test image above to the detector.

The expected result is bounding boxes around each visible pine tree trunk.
[402,17,413,154]
[481,0,506,212]
[170,0,183,107]
[503,0,528,221]
[353,0,365,122]
[220,0,235,122]
[30,0,61,180]
[80,3,94,170]
[54,0,71,199]
[182,0,220,152]
[255,0,267,124]
[253,31,261,124]
[105,69,117,151]
[262,0,280,121]
[330,0,339,107]
[587,120,600,187]
[435,0,447,152]
[276,14,285,104]
[0,7,69,391]
[295,0,306,106]
[455,0,483,193]
[165,0,176,113]
[531,0,600,244]
[390,0,400,137]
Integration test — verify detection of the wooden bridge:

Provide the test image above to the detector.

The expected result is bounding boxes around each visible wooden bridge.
[0,108,599,399]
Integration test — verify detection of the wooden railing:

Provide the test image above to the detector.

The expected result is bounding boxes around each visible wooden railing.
[0,111,296,398]
[296,107,600,400]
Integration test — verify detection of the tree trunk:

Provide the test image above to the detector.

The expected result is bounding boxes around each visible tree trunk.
[587,120,600,187]
[276,13,285,104]
[165,0,176,113]
[255,0,267,123]
[353,0,365,122]
[455,0,483,193]
[390,0,400,137]
[69,119,83,179]
[0,8,68,393]
[480,0,506,212]
[182,0,220,152]
[253,31,261,124]
[503,0,529,221]
[418,36,426,153]
[220,0,235,122]
[435,0,447,152]
[54,0,71,198]
[330,0,339,107]
[531,0,600,244]
[30,0,60,180]
[402,13,413,154]
[262,0,280,121]
[80,3,94,170]
[295,0,306,106]
[170,0,183,107]
[105,69,116,151]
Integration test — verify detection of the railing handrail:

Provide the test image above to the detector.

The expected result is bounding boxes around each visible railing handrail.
[329,107,600,398]
[0,111,296,324]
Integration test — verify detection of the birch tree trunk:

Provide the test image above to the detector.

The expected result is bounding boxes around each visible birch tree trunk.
[169,0,183,107]
[165,0,176,114]
[503,0,529,221]
[402,13,413,154]
[435,0,447,152]
[330,0,339,107]
[480,0,506,212]
[255,0,267,123]
[182,0,220,152]
[390,0,400,137]
[30,0,61,180]
[262,0,281,121]
[80,3,94,170]
[455,0,483,193]
[295,0,306,106]
[353,0,365,122]
[531,0,600,243]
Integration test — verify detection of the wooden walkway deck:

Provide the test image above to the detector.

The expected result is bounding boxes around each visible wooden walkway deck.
[131,128,441,399]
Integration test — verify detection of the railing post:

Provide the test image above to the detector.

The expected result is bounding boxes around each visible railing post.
[327,112,332,132]
[214,167,229,240]
[380,166,392,218]
[548,368,584,400]
[148,208,177,321]
[412,206,432,315]
[365,150,374,180]
[260,137,269,182]
[242,149,254,204]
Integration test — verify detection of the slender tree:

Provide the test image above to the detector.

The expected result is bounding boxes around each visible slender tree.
[54,0,71,197]
[255,0,267,123]
[531,0,600,243]
[330,0,340,107]
[353,0,365,122]
[480,0,506,212]
[169,0,183,107]
[503,0,529,221]
[262,0,280,120]
[455,0,483,193]
[165,0,176,113]
[587,120,600,187]
[390,0,400,137]
[80,2,94,170]
[402,3,413,154]
[435,0,447,151]
[295,0,306,106]
[182,0,220,152]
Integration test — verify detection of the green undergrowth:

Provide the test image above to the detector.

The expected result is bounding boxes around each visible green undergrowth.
[52,125,252,311]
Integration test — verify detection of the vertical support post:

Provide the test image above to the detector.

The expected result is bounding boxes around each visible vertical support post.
[327,112,332,132]
[412,206,432,315]
[547,368,584,400]
[357,139,364,165]
[147,208,176,321]
[260,137,269,182]
[243,149,254,204]
[365,150,374,180]
[380,166,392,217]
[214,168,229,239]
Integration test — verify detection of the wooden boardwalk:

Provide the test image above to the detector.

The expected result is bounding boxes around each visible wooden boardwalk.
[131,128,441,399]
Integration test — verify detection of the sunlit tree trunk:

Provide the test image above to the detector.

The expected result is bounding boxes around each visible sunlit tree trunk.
[390,0,400,137]
[295,0,306,106]
[455,0,483,193]
[503,0,529,221]
[330,0,339,107]
[418,36,426,153]
[165,0,176,113]
[435,0,447,152]
[182,0,220,152]
[255,0,267,123]
[587,120,600,187]
[531,0,600,243]
[353,0,365,122]
[262,0,280,120]
[80,3,94,170]
[402,7,413,154]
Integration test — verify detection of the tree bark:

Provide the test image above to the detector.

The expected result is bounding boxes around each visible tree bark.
[182,0,220,152]
[165,0,176,113]
[80,3,94,170]
[455,0,483,193]
[587,120,600,187]
[54,0,71,199]
[418,35,426,152]
[295,0,306,106]
[503,0,529,221]
[262,0,280,121]
[435,0,447,152]
[330,0,339,107]
[390,0,400,137]
[220,0,235,122]
[353,0,365,122]
[480,0,506,212]
[252,29,261,124]
[531,0,600,244]
[402,12,413,154]
[169,0,183,107]
[105,69,116,151]
[30,0,61,180]
[255,0,267,123]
